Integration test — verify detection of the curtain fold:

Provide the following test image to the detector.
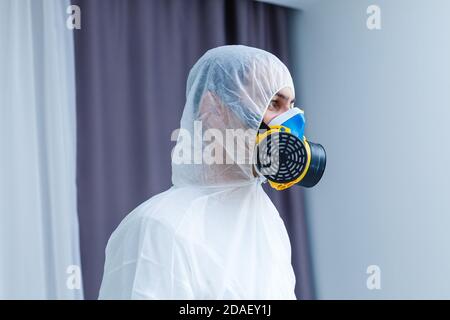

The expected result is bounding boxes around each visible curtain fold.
[0,0,82,299]
[72,0,313,299]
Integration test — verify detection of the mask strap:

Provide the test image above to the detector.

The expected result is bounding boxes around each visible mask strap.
[259,121,270,131]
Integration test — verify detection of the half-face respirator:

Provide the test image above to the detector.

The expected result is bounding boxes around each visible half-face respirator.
[255,107,326,190]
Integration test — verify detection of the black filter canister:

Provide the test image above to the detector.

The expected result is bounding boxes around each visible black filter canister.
[299,141,327,188]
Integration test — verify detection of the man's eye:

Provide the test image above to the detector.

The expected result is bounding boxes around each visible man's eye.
[270,100,279,108]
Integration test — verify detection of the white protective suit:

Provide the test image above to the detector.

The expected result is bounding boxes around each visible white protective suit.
[98,45,297,299]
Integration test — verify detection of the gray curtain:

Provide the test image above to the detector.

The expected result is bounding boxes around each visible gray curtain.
[72,0,314,300]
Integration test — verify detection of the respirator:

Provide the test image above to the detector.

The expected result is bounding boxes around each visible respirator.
[255,107,326,190]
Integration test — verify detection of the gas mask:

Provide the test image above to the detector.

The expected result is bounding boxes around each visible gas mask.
[254,107,326,190]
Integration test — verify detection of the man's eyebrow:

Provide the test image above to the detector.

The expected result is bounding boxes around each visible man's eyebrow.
[274,93,296,104]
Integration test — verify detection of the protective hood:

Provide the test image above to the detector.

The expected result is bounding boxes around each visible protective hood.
[172,45,295,186]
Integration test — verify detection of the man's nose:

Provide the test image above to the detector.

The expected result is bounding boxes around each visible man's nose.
[280,104,291,113]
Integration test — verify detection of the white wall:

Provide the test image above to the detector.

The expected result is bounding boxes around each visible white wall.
[289,0,450,298]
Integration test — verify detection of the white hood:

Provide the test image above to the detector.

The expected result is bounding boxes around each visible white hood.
[172,44,295,186]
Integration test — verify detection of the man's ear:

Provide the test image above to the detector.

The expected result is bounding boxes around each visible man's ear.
[197,91,228,130]
[198,90,247,130]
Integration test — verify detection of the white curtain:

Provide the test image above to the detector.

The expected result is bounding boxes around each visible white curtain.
[0,0,83,299]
